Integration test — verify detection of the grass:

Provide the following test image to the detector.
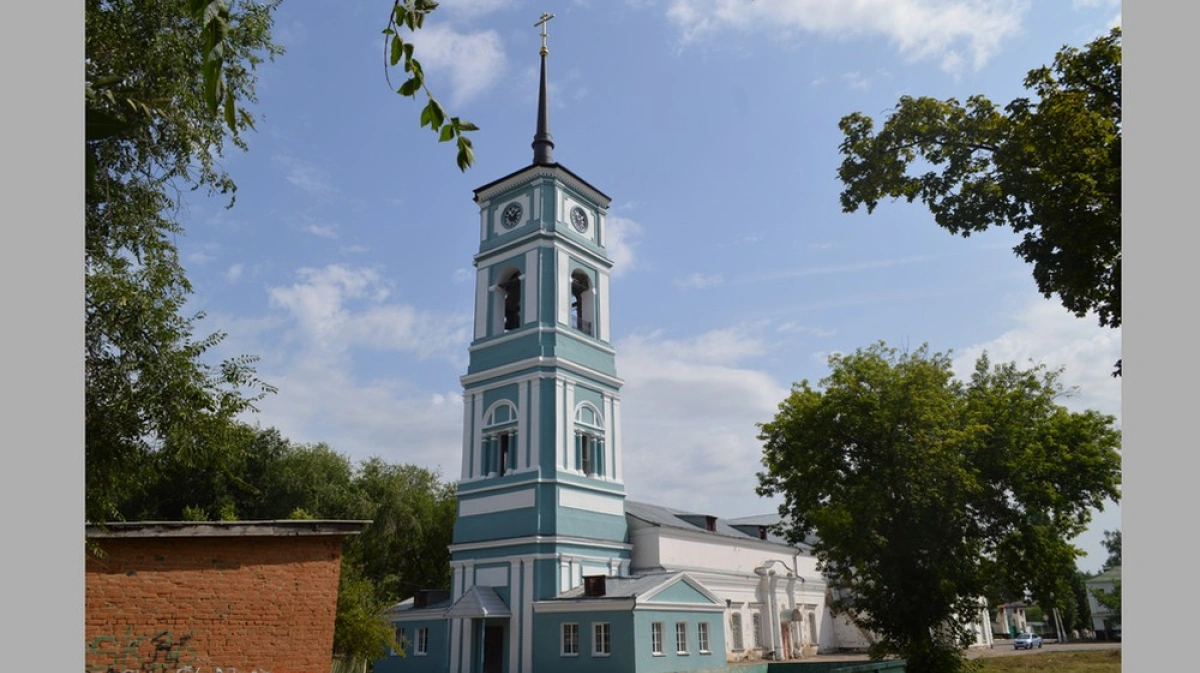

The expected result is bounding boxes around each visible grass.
[973,649,1121,673]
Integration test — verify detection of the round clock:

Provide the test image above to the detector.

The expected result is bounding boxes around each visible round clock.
[570,206,588,233]
[501,203,523,229]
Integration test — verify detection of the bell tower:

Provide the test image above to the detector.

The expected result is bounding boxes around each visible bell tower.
[444,13,629,673]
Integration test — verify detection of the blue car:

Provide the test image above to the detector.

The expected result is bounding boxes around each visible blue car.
[1014,632,1043,650]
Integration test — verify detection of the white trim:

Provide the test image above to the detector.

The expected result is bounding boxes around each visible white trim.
[554,379,566,470]
[559,488,624,516]
[523,248,538,325]
[564,381,575,470]
[473,165,611,208]
[448,535,633,554]
[474,268,488,339]
[557,248,570,326]
[531,601,637,615]
[471,393,484,479]
[460,395,472,481]
[460,353,623,387]
[522,558,534,672]
[526,379,537,471]
[598,270,611,342]
[518,380,529,471]
[458,488,535,517]
[457,473,625,497]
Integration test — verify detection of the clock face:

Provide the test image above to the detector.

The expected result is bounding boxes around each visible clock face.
[501,203,523,229]
[570,206,588,233]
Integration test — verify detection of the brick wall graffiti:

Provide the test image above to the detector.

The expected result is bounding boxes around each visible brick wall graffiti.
[85,627,269,673]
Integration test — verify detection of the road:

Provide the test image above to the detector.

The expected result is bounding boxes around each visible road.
[967,640,1122,659]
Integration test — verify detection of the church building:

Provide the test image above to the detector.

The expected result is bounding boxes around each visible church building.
[373,15,991,673]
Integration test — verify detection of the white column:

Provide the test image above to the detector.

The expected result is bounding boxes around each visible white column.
[523,249,539,325]
[517,381,529,470]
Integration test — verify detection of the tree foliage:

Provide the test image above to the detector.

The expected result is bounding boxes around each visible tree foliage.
[757,342,1121,673]
[1101,529,1121,570]
[85,0,282,524]
[384,0,478,171]
[113,425,457,663]
[837,29,1121,341]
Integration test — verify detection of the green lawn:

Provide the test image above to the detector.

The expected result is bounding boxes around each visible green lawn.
[974,649,1121,673]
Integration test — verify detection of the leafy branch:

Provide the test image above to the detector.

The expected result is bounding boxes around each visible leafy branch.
[384,0,479,171]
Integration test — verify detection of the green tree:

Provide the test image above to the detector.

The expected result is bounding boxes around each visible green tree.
[344,459,458,602]
[837,29,1121,370]
[1101,529,1121,569]
[85,0,281,524]
[333,565,401,668]
[757,342,1121,673]
[1092,580,1121,630]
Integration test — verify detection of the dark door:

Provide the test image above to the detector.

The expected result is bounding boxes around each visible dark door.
[482,625,504,673]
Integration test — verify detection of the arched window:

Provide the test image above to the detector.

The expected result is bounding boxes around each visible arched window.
[482,402,518,477]
[495,268,522,333]
[573,403,604,477]
[570,270,594,336]
[730,612,744,651]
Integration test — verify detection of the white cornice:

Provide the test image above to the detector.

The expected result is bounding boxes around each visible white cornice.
[461,355,624,389]
[468,326,617,357]
[475,165,611,209]
[449,534,633,554]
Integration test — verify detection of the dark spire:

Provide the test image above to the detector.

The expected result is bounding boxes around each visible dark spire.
[532,12,555,165]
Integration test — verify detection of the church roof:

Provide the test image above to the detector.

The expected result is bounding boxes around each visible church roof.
[625,500,817,550]
[445,586,512,618]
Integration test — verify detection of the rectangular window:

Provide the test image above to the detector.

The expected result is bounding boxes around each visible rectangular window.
[752,613,763,649]
[416,627,429,656]
[561,623,579,656]
[651,622,664,656]
[499,432,512,475]
[731,613,744,651]
[581,435,594,475]
[592,622,610,656]
[393,626,407,655]
[698,622,710,654]
[675,622,689,654]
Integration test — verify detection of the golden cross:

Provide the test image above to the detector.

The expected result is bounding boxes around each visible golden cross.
[535,12,555,56]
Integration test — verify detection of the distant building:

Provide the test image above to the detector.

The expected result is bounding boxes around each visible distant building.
[86,520,367,673]
[1086,566,1121,640]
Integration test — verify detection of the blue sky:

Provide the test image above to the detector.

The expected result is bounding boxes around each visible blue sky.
[176,0,1122,572]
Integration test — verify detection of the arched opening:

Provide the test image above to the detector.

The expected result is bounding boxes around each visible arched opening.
[570,270,594,336]
[494,268,522,333]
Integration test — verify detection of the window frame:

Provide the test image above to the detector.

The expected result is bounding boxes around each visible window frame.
[730,612,744,651]
[591,622,611,657]
[698,621,711,654]
[675,621,689,655]
[415,627,429,656]
[752,612,764,649]
[561,622,580,657]
[651,621,664,656]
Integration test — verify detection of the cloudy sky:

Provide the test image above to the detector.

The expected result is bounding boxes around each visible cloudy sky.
[173,0,1122,572]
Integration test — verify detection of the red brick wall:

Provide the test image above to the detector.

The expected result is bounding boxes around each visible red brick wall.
[86,535,345,673]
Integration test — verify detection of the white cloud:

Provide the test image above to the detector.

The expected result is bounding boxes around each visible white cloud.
[605,215,643,277]
[664,0,1030,73]
[274,155,339,202]
[452,268,473,283]
[225,263,244,283]
[615,328,790,516]
[951,295,1122,422]
[438,0,510,18]
[674,272,724,290]
[409,24,507,106]
[307,222,339,239]
[267,264,470,361]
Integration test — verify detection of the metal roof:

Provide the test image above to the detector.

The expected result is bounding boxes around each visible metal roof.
[445,586,512,618]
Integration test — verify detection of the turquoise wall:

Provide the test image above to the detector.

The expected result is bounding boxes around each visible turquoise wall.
[631,609,727,673]
[372,619,450,673]
[531,610,637,673]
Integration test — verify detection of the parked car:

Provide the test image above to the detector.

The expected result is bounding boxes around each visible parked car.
[1014,632,1043,650]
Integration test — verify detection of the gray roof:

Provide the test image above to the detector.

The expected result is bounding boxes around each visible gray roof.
[625,500,812,550]
[446,586,512,618]
[553,572,681,600]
